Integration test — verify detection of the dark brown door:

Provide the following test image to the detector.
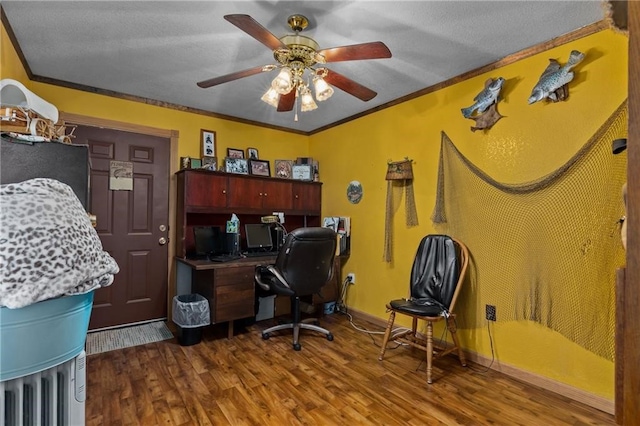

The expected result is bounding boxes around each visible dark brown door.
[73,126,170,330]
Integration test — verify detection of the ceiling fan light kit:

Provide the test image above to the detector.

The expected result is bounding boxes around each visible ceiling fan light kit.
[272,68,294,94]
[197,13,392,121]
[313,75,334,101]
[260,87,280,108]
[299,86,318,112]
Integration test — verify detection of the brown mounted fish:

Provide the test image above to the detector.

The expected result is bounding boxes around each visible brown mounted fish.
[462,78,504,131]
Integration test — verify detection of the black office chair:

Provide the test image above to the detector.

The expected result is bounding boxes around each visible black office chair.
[254,226,337,351]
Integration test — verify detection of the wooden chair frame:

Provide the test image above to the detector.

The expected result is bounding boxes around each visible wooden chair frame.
[378,237,470,384]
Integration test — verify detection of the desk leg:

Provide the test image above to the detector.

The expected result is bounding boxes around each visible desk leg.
[227,321,234,339]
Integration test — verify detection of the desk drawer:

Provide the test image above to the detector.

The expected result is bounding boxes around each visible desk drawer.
[215,301,254,322]
[213,267,255,322]
[215,283,254,304]
[215,265,254,283]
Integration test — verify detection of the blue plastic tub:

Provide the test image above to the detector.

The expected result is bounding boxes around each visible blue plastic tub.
[0,291,94,381]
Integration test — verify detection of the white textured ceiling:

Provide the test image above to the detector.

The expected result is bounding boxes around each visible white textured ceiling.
[1,1,609,134]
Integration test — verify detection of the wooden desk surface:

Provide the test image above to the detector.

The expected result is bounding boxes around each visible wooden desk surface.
[176,255,277,271]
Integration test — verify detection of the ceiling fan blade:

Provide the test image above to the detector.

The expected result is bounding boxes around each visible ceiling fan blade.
[277,91,296,112]
[317,41,392,62]
[197,66,266,88]
[224,14,287,51]
[324,70,377,101]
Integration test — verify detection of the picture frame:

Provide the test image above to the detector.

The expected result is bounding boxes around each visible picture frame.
[247,147,259,160]
[201,129,216,158]
[180,156,191,170]
[227,148,244,159]
[274,159,294,179]
[249,159,270,177]
[202,156,217,171]
[190,158,202,169]
[225,157,249,174]
[292,164,313,181]
[296,157,313,165]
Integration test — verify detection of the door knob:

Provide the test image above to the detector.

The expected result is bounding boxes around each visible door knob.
[158,237,167,245]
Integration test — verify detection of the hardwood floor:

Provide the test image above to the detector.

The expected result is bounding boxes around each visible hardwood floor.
[86,313,615,425]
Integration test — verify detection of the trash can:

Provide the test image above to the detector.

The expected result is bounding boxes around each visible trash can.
[172,294,210,346]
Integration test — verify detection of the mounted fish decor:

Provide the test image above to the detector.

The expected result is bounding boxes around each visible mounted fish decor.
[461,77,505,132]
[528,50,585,104]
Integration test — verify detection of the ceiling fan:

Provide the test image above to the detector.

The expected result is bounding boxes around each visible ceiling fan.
[196,14,392,114]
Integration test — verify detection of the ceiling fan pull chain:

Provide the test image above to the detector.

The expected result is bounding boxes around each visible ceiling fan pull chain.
[294,89,299,121]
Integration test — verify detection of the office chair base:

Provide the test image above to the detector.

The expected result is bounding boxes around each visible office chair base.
[262,321,333,351]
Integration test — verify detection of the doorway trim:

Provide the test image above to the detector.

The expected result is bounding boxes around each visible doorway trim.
[60,112,179,319]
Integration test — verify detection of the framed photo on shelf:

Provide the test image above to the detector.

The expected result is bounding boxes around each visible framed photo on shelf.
[202,156,217,171]
[225,157,249,174]
[190,158,202,169]
[227,148,244,159]
[249,159,270,177]
[180,156,191,170]
[296,157,313,165]
[201,129,216,158]
[292,164,313,181]
[247,147,259,159]
[274,159,293,179]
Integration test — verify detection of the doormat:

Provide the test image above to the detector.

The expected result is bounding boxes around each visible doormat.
[85,321,174,355]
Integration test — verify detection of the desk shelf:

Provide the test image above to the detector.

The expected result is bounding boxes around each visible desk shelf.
[176,169,322,258]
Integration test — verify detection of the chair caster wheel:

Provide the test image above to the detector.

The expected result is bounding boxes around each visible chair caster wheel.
[327,333,334,341]
[262,333,270,340]
[293,343,301,351]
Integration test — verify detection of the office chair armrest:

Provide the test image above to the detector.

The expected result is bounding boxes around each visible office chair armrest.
[254,265,291,292]
[265,265,290,289]
[254,265,272,291]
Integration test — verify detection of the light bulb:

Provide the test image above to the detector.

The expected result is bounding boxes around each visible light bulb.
[260,87,280,107]
[271,68,293,94]
[300,87,317,112]
[313,76,334,101]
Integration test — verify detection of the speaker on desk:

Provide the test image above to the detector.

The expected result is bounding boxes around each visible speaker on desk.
[271,227,285,252]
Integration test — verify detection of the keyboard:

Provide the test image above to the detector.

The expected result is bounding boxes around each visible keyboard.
[208,254,243,262]
[243,251,275,258]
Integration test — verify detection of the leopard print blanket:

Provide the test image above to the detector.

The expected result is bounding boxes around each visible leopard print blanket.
[0,178,119,308]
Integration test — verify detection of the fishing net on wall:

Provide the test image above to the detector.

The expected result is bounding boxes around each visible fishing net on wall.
[432,102,627,361]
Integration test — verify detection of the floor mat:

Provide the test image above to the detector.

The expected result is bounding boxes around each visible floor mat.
[85,321,174,355]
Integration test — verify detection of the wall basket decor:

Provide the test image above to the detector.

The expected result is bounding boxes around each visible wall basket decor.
[383,158,418,262]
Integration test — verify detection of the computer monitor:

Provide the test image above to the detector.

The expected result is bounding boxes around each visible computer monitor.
[193,226,221,256]
[245,223,273,251]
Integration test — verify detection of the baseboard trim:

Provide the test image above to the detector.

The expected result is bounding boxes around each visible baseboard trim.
[344,307,614,415]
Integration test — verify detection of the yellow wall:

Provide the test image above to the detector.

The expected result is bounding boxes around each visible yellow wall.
[1,25,28,82]
[2,19,628,401]
[311,29,628,400]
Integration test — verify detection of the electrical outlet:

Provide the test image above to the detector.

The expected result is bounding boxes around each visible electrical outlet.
[346,273,356,284]
[486,304,497,322]
[271,212,285,223]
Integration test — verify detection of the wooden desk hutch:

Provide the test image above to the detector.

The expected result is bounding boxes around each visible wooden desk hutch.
[175,169,337,338]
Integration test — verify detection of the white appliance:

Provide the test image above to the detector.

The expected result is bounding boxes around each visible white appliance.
[0,351,86,426]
